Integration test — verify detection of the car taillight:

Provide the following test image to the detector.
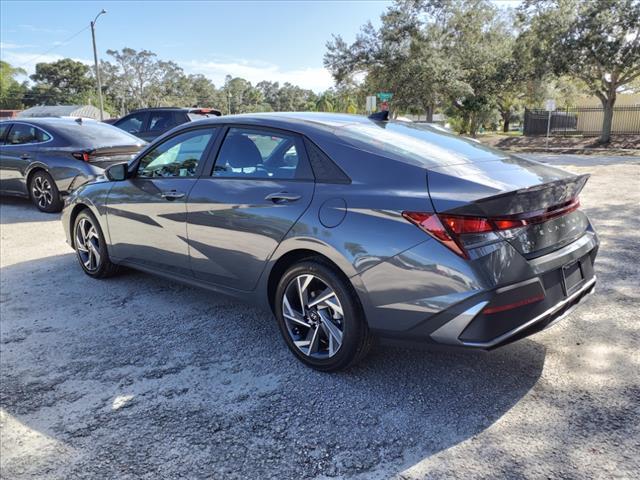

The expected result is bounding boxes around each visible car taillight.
[72,151,91,162]
[402,212,469,258]
[403,198,580,259]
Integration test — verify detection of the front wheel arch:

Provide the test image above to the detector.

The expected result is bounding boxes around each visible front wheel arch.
[69,204,91,249]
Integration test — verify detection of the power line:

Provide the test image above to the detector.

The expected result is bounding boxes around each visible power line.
[12,25,91,69]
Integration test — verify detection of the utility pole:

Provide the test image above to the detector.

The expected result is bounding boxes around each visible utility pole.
[91,9,107,121]
[227,91,232,115]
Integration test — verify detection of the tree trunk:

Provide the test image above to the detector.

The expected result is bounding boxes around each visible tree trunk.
[599,97,615,144]
[425,104,434,123]
[502,112,510,133]
[599,76,617,144]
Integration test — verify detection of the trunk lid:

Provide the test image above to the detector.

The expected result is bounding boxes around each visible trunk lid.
[87,145,141,168]
[427,156,591,258]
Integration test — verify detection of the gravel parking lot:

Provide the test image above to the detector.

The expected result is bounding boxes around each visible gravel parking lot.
[1,154,639,479]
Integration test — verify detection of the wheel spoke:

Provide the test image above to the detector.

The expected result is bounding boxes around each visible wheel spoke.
[307,288,335,309]
[84,250,93,269]
[319,309,343,347]
[323,297,343,317]
[282,295,309,328]
[87,241,101,266]
[296,274,313,310]
[307,325,321,355]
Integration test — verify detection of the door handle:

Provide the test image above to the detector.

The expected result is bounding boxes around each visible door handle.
[160,191,186,200]
[20,153,31,160]
[265,192,302,203]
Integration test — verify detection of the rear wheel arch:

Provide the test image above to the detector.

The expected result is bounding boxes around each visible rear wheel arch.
[267,249,347,313]
[25,166,47,194]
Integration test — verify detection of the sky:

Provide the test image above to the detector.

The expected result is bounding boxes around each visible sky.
[1,0,521,92]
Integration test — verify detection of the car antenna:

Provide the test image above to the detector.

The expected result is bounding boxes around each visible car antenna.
[75,117,83,124]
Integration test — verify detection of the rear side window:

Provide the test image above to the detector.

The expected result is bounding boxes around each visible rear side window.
[148,111,176,131]
[55,121,143,147]
[115,113,146,134]
[213,128,312,180]
[5,123,51,145]
[304,138,350,184]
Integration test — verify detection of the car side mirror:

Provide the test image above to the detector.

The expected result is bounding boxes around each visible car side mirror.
[105,162,128,181]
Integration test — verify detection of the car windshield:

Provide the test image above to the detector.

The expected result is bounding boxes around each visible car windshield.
[335,121,507,167]
[54,121,144,146]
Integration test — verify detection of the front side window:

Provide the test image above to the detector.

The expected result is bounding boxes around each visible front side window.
[213,128,309,180]
[6,124,50,145]
[137,128,215,178]
[116,113,146,134]
[148,112,175,131]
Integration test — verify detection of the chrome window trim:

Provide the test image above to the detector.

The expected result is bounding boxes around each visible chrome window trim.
[3,121,55,146]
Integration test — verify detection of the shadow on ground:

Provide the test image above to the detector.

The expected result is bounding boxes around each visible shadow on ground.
[0,251,546,479]
[0,196,60,225]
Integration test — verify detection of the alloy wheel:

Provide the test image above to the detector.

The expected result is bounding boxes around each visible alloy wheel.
[75,218,101,272]
[32,175,53,209]
[282,274,345,358]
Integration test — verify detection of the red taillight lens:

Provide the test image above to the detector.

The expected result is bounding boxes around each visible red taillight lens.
[72,151,90,162]
[403,198,579,260]
[439,215,493,234]
[402,212,468,258]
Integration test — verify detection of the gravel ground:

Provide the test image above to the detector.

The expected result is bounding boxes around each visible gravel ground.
[1,154,639,479]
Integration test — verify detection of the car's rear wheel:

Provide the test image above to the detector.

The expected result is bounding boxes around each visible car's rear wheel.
[274,260,372,371]
[73,210,119,278]
[29,170,62,213]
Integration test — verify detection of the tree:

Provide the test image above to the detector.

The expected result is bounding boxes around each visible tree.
[26,58,93,106]
[520,0,640,143]
[324,0,519,134]
[0,61,27,109]
[324,1,464,120]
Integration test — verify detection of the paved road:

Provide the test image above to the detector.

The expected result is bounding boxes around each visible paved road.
[1,155,639,479]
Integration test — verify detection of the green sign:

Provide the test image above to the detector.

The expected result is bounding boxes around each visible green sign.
[377,92,393,101]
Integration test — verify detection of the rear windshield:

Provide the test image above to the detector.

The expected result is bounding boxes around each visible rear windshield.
[55,121,144,146]
[335,121,507,167]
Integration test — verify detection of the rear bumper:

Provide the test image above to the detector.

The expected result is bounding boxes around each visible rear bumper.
[359,229,599,349]
[436,274,595,349]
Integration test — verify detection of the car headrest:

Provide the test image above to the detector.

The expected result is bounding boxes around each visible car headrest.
[219,135,262,169]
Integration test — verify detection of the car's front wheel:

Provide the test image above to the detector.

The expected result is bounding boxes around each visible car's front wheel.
[274,259,372,371]
[29,170,62,212]
[73,210,119,278]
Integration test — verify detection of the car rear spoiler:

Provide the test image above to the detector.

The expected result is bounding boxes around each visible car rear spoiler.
[190,108,222,117]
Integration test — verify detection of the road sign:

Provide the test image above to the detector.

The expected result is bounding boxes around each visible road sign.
[377,92,393,101]
[366,95,377,113]
[545,99,556,111]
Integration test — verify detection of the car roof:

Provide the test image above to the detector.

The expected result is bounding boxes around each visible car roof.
[130,107,220,112]
[0,117,103,126]
[184,111,381,134]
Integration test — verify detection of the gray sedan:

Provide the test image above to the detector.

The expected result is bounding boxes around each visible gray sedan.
[0,118,145,212]
[61,112,599,371]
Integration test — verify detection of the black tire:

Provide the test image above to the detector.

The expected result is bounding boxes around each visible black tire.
[29,170,63,213]
[274,259,372,371]
[73,210,119,278]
